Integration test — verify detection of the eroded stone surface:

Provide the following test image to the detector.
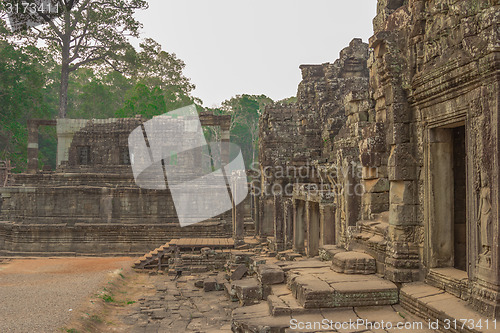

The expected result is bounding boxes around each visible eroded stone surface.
[331,251,377,275]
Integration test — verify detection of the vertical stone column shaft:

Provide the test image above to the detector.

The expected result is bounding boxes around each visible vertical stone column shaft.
[27,120,39,174]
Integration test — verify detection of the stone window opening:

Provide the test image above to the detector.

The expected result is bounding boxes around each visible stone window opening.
[120,147,131,165]
[77,146,90,165]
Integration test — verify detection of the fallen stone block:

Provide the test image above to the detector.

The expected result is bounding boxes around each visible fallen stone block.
[203,277,217,292]
[257,264,285,285]
[231,251,254,265]
[319,245,345,261]
[285,252,302,261]
[231,264,248,281]
[232,278,262,306]
[225,282,239,302]
[194,279,204,288]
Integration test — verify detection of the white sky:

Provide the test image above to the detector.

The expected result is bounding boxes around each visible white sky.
[134,1,377,107]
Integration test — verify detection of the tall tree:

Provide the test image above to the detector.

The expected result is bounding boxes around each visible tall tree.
[4,0,148,118]
[115,39,199,118]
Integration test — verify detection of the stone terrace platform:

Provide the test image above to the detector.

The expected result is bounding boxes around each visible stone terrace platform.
[228,253,497,333]
[134,238,235,269]
[170,238,235,250]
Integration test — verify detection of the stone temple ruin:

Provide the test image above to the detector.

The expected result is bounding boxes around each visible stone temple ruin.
[252,0,500,324]
[0,0,499,331]
[0,113,249,255]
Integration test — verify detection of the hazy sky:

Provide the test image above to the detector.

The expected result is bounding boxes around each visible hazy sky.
[134,1,377,107]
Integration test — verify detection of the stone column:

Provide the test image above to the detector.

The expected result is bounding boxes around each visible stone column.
[293,199,305,254]
[320,203,336,247]
[273,193,284,252]
[306,201,320,257]
[254,194,261,236]
[284,197,294,250]
[27,120,39,174]
[232,171,245,246]
[221,130,231,165]
[259,197,274,238]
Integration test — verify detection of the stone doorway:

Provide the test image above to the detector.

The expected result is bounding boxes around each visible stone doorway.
[426,124,468,272]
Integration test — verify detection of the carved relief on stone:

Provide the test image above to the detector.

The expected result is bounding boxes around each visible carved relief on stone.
[477,174,492,267]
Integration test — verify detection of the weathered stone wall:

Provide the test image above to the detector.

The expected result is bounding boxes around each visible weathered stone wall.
[0,115,234,255]
[368,0,500,317]
[256,0,500,318]
[0,221,231,256]
[256,39,371,250]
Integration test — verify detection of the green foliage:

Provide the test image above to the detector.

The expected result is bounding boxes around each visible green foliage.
[114,39,198,118]
[0,20,197,172]
[0,39,57,172]
[204,94,273,168]
[66,69,131,119]
[99,293,115,303]
[15,0,150,117]
[276,96,297,104]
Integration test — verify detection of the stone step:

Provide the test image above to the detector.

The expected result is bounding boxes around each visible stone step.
[291,275,335,308]
[318,245,345,261]
[230,277,262,306]
[133,242,172,269]
[289,271,398,308]
[424,267,469,301]
[267,294,291,316]
[400,282,497,333]
[331,251,376,274]
[257,264,285,285]
[232,303,291,333]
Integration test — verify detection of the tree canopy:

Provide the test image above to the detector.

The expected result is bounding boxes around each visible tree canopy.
[203,94,273,168]
[4,0,149,118]
[0,3,273,172]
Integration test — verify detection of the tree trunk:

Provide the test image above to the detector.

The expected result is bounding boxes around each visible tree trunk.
[58,11,71,119]
[58,63,69,118]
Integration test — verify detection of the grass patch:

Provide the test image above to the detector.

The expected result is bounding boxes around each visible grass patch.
[100,294,115,303]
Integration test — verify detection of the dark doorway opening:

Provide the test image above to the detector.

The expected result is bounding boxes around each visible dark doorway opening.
[453,126,466,271]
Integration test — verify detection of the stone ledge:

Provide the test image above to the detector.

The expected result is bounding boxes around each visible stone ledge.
[401,282,497,333]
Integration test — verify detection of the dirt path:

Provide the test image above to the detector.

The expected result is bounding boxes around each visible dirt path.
[0,257,134,333]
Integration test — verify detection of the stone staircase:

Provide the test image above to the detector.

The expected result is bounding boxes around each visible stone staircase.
[225,250,496,333]
[244,217,255,236]
[400,282,498,333]
[167,249,231,275]
[133,243,173,269]
[134,237,235,271]
[225,251,400,331]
